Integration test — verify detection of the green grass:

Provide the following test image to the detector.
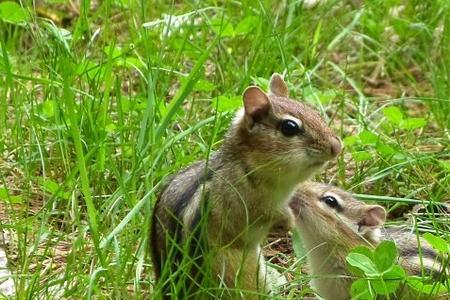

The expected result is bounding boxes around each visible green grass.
[0,0,449,298]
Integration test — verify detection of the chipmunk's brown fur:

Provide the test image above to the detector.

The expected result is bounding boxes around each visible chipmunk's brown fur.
[290,182,448,300]
[150,74,341,298]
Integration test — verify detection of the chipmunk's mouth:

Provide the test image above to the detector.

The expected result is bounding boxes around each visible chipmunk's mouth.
[307,146,339,162]
[308,160,326,169]
[305,150,330,164]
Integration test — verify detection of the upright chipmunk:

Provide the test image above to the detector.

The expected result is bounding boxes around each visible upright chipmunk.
[150,74,341,299]
[290,182,448,300]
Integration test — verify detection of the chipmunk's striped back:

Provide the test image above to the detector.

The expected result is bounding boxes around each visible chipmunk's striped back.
[150,160,215,298]
[384,227,448,280]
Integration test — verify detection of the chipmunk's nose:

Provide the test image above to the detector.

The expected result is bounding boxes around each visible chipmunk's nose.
[330,136,342,157]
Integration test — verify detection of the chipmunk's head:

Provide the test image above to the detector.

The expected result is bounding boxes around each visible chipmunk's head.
[230,73,341,183]
[290,182,386,246]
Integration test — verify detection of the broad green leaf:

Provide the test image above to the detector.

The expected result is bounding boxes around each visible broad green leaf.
[358,130,378,146]
[352,150,372,162]
[392,152,407,161]
[381,122,394,135]
[119,97,147,113]
[0,187,8,199]
[157,100,168,117]
[343,135,359,147]
[374,240,397,272]
[391,18,409,38]
[41,179,60,194]
[399,118,427,130]
[383,106,403,125]
[347,246,374,276]
[4,195,22,204]
[40,179,70,200]
[235,16,259,35]
[41,101,55,118]
[423,233,449,253]
[350,279,372,299]
[317,90,336,104]
[0,187,23,204]
[370,265,405,295]
[181,78,216,92]
[135,100,147,111]
[211,19,234,37]
[212,95,241,112]
[119,98,132,113]
[105,122,116,133]
[103,45,123,59]
[346,253,379,276]
[362,14,383,40]
[194,79,215,92]
[406,276,424,291]
[384,265,405,281]
[438,160,450,172]
[376,143,395,157]
[0,1,29,24]
[406,276,448,295]
[122,56,146,71]
[303,86,336,104]
[350,246,375,260]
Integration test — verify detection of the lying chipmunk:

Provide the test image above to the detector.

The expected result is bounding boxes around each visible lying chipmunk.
[290,182,448,300]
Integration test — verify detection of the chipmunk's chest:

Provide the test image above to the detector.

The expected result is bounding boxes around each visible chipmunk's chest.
[308,249,351,300]
[240,206,286,245]
[216,207,281,248]
[243,225,271,246]
[207,176,294,247]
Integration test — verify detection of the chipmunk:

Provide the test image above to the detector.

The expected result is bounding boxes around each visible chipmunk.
[290,182,448,300]
[150,74,341,299]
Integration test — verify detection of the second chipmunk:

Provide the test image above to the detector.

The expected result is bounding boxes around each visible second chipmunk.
[290,182,448,300]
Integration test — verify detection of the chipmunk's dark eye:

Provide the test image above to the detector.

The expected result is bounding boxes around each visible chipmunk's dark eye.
[280,119,301,136]
[321,196,339,209]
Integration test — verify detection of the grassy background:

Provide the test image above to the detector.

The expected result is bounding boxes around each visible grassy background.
[0,0,449,298]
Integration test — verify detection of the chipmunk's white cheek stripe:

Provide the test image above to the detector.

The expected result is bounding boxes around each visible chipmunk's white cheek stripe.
[336,215,359,236]
[371,228,382,241]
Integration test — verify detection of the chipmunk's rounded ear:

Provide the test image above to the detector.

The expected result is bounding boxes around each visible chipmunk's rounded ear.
[269,73,289,97]
[243,86,270,122]
[359,205,386,228]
